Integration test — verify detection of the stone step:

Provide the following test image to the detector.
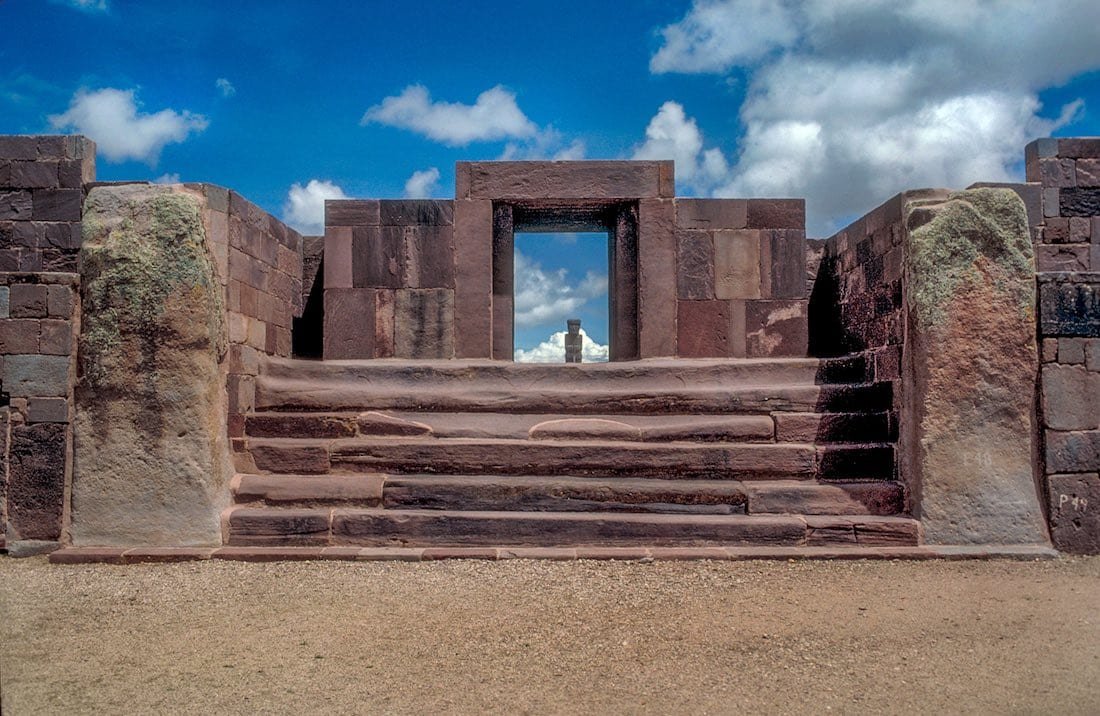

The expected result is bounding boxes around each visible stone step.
[224,507,921,548]
[244,410,893,443]
[255,358,888,415]
[244,437,893,480]
[232,474,905,516]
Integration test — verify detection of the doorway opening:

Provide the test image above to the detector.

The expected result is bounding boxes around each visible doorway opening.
[512,231,609,363]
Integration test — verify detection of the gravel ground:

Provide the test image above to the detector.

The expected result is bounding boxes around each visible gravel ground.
[1,555,1098,715]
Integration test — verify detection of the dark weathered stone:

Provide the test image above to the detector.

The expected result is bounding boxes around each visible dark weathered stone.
[0,190,32,220]
[323,288,376,359]
[1043,365,1100,431]
[31,188,81,221]
[352,226,404,288]
[675,199,747,230]
[0,319,39,353]
[404,225,455,289]
[1046,430,1100,473]
[1040,278,1100,337]
[461,161,666,200]
[766,229,807,299]
[39,319,72,355]
[3,355,69,397]
[7,422,66,540]
[1046,473,1100,554]
[380,199,453,226]
[10,283,47,317]
[677,300,729,357]
[676,231,713,300]
[27,397,68,423]
[394,288,454,359]
[326,199,379,227]
[745,299,808,357]
[1060,188,1100,217]
[9,160,59,189]
[746,199,804,230]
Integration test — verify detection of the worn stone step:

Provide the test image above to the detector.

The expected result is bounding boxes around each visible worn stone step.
[246,437,819,479]
[255,357,888,415]
[232,474,384,506]
[816,444,895,479]
[224,507,921,548]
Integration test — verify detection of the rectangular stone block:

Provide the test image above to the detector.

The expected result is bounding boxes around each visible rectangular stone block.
[638,199,677,357]
[352,226,404,288]
[404,224,455,289]
[714,230,760,300]
[394,288,455,359]
[461,161,666,200]
[1047,473,1100,554]
[1040,158,1077,188]
[7,422,66,540]
[1046,430,1100,473]
[10,160,59,189]
[1036,244,1090,272]
[1076,159,1100,188]
[763,230,807,299]
[452,199,493,358]
[9,283,47,318]
[0,285,8,318]
[0,136,39,160]
[326,200,379,227]
[31,188,81,221]
[39,319,72,355]
[323,288,376,359]
[1040,279,1100,337]
[323,226,352,289]
[1042,364,1100,431]
[27,397,68,423]
[676,230,713,300]
[1058,337,1087,364]
[745,299,808,358]
[1057,138,1100,159]
[0,190,33,220]
[1060,188,1100,218]
[380,200,453,226]
[746,199,804,230]
[677,300,729,357]
[675,199,747,230]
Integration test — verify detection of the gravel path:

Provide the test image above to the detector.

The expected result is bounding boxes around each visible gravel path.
[2,555,1098,714]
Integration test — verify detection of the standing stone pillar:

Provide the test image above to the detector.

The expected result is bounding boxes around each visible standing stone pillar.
[565,319,582,363]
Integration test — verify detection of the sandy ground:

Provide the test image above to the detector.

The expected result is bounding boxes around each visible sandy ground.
[1,555,1098,715]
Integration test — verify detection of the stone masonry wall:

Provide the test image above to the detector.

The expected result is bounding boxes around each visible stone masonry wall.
[0,135,92,554]
[674,198,807,357]
[1027,138,1100,554]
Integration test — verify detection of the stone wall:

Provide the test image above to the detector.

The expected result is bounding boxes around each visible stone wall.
[1026,138,1100,272]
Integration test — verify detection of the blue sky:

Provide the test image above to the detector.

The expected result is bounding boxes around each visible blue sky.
[4,0,1100,359]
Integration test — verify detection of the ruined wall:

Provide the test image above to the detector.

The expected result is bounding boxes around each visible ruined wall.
[0,135,92,554]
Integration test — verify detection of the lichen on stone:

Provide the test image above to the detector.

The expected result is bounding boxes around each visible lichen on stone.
[905,187,1034,329]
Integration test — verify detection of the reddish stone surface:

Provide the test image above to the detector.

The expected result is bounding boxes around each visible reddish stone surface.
[745,299,808,357]
[452,199,493,358]
[676,300,730,357]
[7,422,65,540]
[460,161,667,200]
[676,231,714,300]
[638,199,677,357]
[746,199,804,230]
[675,199,747,230]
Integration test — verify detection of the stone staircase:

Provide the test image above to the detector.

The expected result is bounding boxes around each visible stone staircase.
[224,356,920,550]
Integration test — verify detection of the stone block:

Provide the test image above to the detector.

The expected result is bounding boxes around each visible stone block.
[7,422,66,541]
[1077,159,1100,188]
[1040,279,1100,337]
[324,288,376,359]
[1042,338,1058,363]
[763,229,806,299]
[404,224,455,289]
[0,136,39,160]
[461,161,666,200]
[9,160,59,189]
[746,199,804,230]
[0,190,32,220]
[1058,337,1087,364]
[675,199,746,230]
[1046,430,1100,473]
[1040,158,1076,188]
[353,226,404,288]
[1036,244,1090,272]
[638,199,677,357]
[58,159,85,188]
[380,199,453,226]
[39,319,72,355]
[1043,217,1071,243]
[1060,188,1100,217]
[1057,138,1100,159]
[713,230,760,300]
[1087,339,1100,371]
[0,318,39,353]
[745,299,808,357]
[676,300,729,357]
[31,188,81,221]
[326,199,379,227]
[323,226,352,288]
[1042,364,1100,430]
[1070,217,1092,242]
[394,288,455,359]
[1047,473,1100,554]
[1043,188,1060,218]
[0,285,8,317]
[229,344,260,375]
[27,397,68,423]
[452,199,493,358]
[40,221,82,250]
[676,230,714,300]
[9,283,46,317]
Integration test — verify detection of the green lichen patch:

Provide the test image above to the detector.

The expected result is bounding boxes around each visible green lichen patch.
[905,188,1034,330]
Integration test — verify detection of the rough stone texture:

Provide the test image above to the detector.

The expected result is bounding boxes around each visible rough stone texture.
[459,161,670,200]
[1042,365,1100,431]
[6,422,66,540]
[72,184,233,546]
[902,188,1047,545]
[394,288,455,359]
[714,230,760,300]
[1046,473,1100,554]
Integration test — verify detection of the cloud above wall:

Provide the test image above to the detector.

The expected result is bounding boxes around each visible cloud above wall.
[49,87,208,165]
[362,84,538,146]
[513,250,608,329]
[403,167,441,199]
[647,0,1100,234]
[283,179,349,235]
[514,328,609,363]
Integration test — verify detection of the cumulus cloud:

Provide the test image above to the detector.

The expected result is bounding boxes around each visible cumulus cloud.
[362,84,538,146]
[282,179,349,235]
[403,167,441,199]
[514,328,609,363]
[632,101,728,194]
[501,126,587,161]
[513,250,607,329]
[215,78,236,97]
[650,0,1100,234]
[49,87,208,165]
[153,173,180,184]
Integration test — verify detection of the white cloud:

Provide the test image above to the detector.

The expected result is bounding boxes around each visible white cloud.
[650,0,1100,234]
[215,78,236,97]
[362,84,538,146]
[514,328,609,363]
[48,87,208,165]
[501,126,587,161]
[403,167,441,199]
[54,0,108,12]
[513,250,607,329]
[632,101,728,194]
[153,173,180,184]
[282,179,349,235]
